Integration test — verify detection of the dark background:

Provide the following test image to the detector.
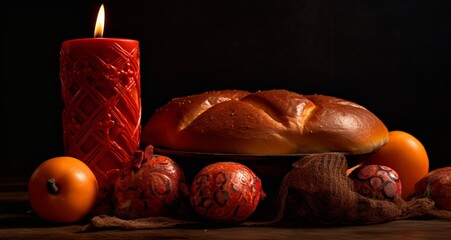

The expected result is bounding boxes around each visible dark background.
[2,0,450,178]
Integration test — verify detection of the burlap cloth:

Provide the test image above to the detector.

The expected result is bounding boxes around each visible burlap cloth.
[83,153,451,231]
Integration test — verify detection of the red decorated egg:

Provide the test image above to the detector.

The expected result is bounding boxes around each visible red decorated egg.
[350,164,402,201]
[190,162,266,223]
[408,167,451,211]
[113,146,189,219]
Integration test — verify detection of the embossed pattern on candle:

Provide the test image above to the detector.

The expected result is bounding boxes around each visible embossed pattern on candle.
[60,38,141,214]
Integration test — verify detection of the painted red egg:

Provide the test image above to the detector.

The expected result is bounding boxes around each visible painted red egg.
[190,162,266,223]
[350,164,402,201]
[113,146,188,219]
[408,167,451,211]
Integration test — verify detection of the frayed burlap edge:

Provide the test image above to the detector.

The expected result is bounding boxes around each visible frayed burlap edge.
[398,197,451,220]
[83,214,200,231]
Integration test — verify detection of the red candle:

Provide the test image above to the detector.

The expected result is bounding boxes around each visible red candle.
[59,4,141,214]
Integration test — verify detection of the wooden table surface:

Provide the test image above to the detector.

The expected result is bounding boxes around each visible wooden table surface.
[1,177,450,240]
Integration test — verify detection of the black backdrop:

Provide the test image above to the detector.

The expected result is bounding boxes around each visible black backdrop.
[2,0,450,178]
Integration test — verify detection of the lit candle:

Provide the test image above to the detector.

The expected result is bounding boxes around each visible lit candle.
[59,4,141,214]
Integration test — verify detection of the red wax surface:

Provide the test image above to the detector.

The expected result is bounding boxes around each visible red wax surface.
[60,38,141,214]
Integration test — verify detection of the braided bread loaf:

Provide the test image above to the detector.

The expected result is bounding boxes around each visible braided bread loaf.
[141,89,388,155]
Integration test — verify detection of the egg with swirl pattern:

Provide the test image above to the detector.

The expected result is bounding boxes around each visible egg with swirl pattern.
[190,162,266,223]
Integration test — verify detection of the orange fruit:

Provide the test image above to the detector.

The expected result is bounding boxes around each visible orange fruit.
[28,156,99,223]
[355,130,429,199]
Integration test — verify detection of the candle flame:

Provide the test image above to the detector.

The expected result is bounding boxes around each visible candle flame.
[94,4,105,38]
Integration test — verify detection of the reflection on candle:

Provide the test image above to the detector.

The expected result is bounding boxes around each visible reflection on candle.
[60,4,141,215]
